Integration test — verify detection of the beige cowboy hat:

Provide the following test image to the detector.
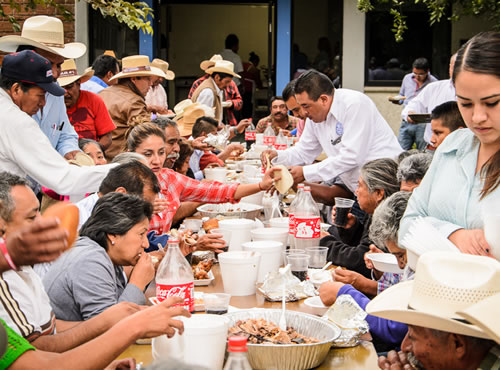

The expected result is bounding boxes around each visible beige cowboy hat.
[206,60,241,79]
[0,16,86,58]
[458,293,500,344]
[174,101,214,137]
[174,99,214,121]
[57,59,94,87]
[366,251,500,339]
[151,58,175,80]
[109,55,166,82]
[68,152,96,166]
[200,54,223,71]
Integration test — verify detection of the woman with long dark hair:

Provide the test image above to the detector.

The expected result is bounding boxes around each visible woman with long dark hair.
[400,31,500,255]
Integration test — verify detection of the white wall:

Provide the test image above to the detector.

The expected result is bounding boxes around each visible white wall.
[74,0,89,72]
[451,10,496,52]
[342,0,365,91]
[167,4,269,77]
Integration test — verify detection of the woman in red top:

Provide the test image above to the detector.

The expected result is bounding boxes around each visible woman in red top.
[126,123,279,234]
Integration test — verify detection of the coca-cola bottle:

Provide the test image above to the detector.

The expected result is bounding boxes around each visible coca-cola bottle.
[294,186,321,249]
[274,129,287,151]
[288,183,304,250]
[244,119,256,148]
[156,239,194,312]
[263,122,276,147]
[223,336,252,370]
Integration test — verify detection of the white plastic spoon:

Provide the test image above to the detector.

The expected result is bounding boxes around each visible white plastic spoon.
[279,264,291,331]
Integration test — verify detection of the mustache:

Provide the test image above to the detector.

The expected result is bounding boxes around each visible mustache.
[406,352,425,370]
[166,152,179,160]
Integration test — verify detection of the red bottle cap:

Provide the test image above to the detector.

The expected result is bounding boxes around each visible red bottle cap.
[227,336,248,352]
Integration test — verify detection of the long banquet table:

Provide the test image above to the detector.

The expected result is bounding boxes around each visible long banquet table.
[117,265,379,369]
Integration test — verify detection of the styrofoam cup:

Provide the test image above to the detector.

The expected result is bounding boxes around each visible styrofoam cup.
[251,227,288,264]
[218,219,255,251]
[152,315,228,370]
[204,168,228,182]
[242,241,282,283]
[218,251,261,296]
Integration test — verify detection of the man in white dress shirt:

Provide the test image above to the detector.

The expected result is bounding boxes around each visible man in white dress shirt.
[402,54,457,145]
[262,70,402,193]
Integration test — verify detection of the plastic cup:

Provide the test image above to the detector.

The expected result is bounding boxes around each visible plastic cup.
[286,254,310,281]
[305,247,329,268]
[334,197,355,227]
[210,228,232,252]
[183,218,202,232]
[282,249,306,265]
[204,293,231,315]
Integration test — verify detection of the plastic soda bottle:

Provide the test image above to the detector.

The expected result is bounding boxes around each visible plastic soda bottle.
[294,186,321,249]
[223,336,252,370]
[263,122,276,147]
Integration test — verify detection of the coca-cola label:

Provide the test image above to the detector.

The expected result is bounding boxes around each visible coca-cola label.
[263,136,276,145]
[245,131,256,141]
[156,282,194,312]
[289,214,295,235]
[274,144,287,151]
[294,217,321,239]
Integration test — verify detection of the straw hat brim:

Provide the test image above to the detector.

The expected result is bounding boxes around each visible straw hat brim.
[365,281,489,339]
[178,122,194,137]
[458,293,500,344]
[109,66,167,82]
[58,69,94,87]
[200,60,215,71]
[164,70,175,80]
[0,35,86,59]
[205,65,240,79]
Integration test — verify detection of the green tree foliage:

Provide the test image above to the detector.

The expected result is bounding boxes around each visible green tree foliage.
[358,0,500,42]
[0,0,153,34]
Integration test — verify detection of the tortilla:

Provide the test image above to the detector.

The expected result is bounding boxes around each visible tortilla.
[274,164,294,194]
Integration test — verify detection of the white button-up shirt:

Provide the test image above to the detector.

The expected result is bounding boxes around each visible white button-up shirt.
[274,89,402,192]
[402,79,457,143]
[196,79,224,122]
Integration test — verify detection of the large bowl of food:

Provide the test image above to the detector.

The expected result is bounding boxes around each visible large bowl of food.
[197,202,263,220]
[225,309,341,370]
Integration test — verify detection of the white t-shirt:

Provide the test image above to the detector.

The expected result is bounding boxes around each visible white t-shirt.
[0,267,55,340]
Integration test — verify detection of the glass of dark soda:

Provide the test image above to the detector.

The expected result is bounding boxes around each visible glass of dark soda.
[333,197,355,228]
[286,254,310,281]
[204,293,231,315]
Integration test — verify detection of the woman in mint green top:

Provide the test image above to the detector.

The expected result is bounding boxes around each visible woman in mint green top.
[400,31,500,256]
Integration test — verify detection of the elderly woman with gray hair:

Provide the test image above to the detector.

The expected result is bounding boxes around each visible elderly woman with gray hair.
[43,192,155,321]
[320,158,400,277]
[397,152,433,192]
[319,191,412,351]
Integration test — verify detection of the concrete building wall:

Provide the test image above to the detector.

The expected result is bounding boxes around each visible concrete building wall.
[342,0,365,92]
[365,87,403,135]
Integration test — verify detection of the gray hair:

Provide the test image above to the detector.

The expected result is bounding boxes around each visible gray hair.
[111,152,147,165]
[369,191,411,250]
[360,158,400,200]
[0,172,29,222]
[80,192,153,251]
[397,153,433,183]
[396,149,421,164]
[152,116,177,130]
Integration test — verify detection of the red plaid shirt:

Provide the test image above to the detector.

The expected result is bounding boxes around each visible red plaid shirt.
[150,168,239,234]
[189,75,242,126]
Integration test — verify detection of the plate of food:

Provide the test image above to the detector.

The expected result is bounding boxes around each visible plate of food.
[192,259,215,286]
[197,202,263,220]
[408,113,431,123]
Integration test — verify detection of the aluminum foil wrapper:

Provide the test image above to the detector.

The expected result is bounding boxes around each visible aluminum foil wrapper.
[259,270,316,302]
[324,294,369,347]
[203,127,230,150]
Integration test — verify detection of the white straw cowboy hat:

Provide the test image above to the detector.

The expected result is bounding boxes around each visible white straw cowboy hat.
[174,99,214,121]
[109,55,166,82]
[0,16,86,58]
[366,251,500,339]
[57,59,94,87]
[458,293,500,344]
[151,58,175,80]
[200,54,223,71]
[205,60,241,78]
[177,103,215,137]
